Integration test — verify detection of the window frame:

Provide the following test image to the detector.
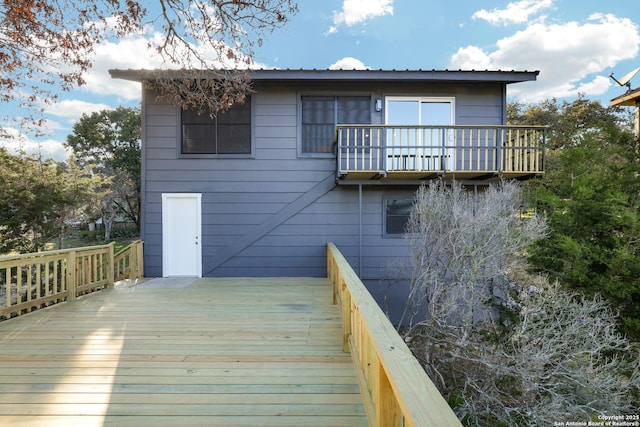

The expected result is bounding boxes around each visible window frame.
[178,96,255,159]
[382,194,416,238]
[384,96,456,125]
[384,96,456,171]
[298,93,372,158]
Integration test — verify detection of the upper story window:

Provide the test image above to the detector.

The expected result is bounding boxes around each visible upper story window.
[181,97,252,155]
[386,97,454,125]
[301,95,370,155]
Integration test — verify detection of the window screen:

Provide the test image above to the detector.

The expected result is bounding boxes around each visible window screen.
[181,97,251,155]
[301,95,370,154]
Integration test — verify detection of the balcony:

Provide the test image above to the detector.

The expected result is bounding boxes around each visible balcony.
[336,125,546,183]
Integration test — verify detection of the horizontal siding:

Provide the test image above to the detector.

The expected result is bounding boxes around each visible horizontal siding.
[456,84,503,125]
[144,180,329,193]
[256,127,297,138]
[146,136,177,149]
[141,82,506,290]
[144,169,333,183]
[144,158,331,172]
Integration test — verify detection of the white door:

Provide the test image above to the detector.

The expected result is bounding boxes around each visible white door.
[162,193,202,277]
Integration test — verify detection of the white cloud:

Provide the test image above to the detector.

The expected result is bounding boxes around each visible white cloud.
[327,0,393,35]
[32,100,115,142]
[328,57,370,70]
[447,46,493,70]
[450,14,640,102]
[80,25,273,101]
[473,0,554,26]
[0,128,69,161]
[46,100,114,122]
[82,29,166,102]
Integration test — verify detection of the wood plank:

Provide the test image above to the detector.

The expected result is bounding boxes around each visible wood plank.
[0,277,367,426]
[0,393,364,405]
[0,383,363,394]
[0,366,359,377]
[0,375,361,385]
[0,415,368,427]
[0,403,366,416]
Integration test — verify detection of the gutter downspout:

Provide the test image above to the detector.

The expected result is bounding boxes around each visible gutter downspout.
[358,184,363,276]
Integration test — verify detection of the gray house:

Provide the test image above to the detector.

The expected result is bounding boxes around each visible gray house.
[110,69,544,313]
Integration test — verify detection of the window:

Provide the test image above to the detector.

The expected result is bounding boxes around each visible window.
[385,198,414,236]
[181,97,251,155]
[386,98,454,126]
[385,97,454,170]
[301,95,370,154]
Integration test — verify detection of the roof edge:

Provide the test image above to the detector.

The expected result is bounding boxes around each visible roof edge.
[109,68,539,84]
[610,87,640,107]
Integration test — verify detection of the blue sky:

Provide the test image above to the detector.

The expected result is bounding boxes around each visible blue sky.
[2,0,640,160]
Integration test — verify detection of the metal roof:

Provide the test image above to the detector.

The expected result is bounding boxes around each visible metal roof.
[610,87,640,107]
[109,68,539,84]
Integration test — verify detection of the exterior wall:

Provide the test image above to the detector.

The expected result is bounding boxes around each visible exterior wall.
[140,81,506,288]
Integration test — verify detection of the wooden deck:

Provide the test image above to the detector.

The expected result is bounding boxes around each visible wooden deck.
[0,277,367,426]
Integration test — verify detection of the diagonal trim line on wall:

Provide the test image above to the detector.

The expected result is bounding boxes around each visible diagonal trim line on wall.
[205,173,337,275]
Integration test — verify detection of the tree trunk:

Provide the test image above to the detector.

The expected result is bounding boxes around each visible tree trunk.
[103,216,114,241]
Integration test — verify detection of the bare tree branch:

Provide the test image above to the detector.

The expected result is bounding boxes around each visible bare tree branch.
[1,0,298,128]
[400,180,640,425]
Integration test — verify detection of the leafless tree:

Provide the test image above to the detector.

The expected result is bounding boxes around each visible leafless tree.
[401,180,546,330]
[402,180,640,425]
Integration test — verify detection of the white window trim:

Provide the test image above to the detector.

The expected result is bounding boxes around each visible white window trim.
[384,96,456,124]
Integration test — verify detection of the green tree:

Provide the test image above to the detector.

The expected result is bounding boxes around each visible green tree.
[0,149,101,253]
[66,107,141,231]
[0,149,56,253]
[517,98,640,338]
[508,95,625,150]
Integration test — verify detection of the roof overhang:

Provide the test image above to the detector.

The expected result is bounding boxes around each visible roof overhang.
[109,68,539,85]
[610,87,640,107]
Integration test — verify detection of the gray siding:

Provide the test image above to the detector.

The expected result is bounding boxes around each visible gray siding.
[141,81,505,283]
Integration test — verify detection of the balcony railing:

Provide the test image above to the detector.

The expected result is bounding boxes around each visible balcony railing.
[336,125,546,181]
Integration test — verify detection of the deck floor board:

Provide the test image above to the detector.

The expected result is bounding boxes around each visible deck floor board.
[0,277,367,426]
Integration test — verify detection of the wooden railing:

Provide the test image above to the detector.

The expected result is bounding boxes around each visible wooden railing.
[114,239,144,282]
[336,124,546,178]
[0,240,144,320]
[327,243,462,427]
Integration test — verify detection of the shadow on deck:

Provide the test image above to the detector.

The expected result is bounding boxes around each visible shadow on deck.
[0,277,367,426]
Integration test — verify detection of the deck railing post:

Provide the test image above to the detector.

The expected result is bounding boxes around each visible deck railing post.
[341,279,352,353]
[66,250,77,301]
[107,242,115,288]
[336,127,343,178]
[136,240,144,279]
[375,357,402,427]
[495,126,501,172]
